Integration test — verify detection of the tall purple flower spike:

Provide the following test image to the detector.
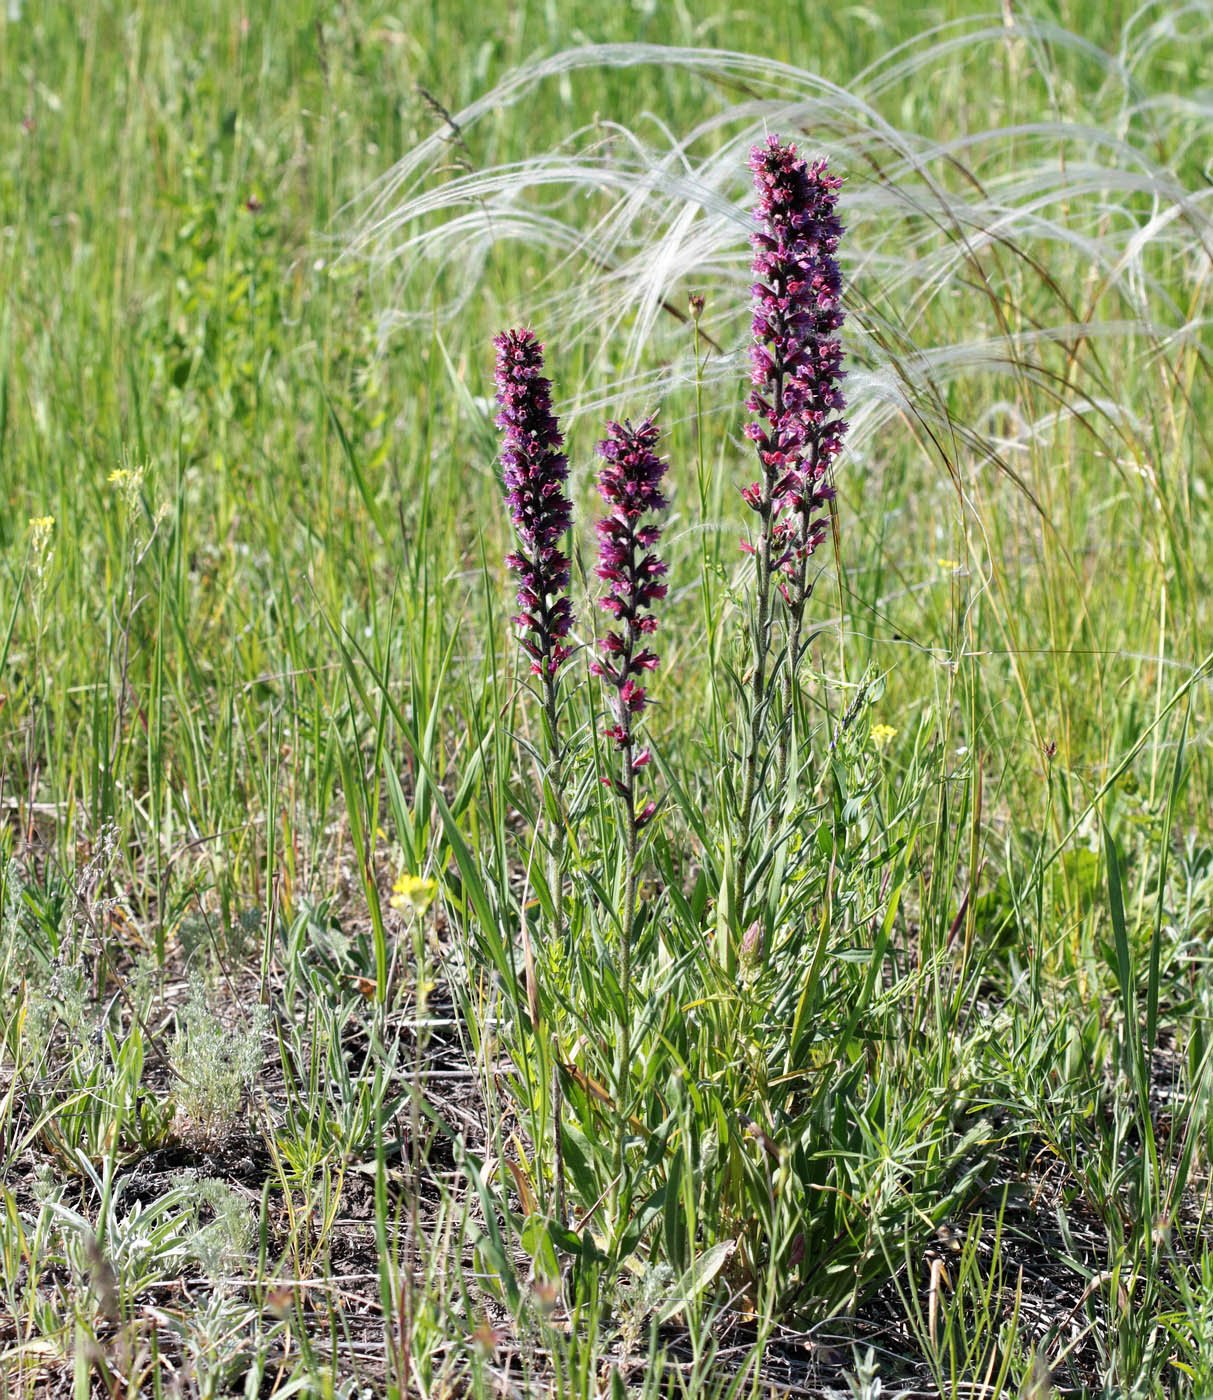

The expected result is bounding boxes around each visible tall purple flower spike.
[591,416,669,827]
[743,136,847,595]
[494,328,576,677]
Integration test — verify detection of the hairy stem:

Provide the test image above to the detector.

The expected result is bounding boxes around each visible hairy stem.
[737,344,785,910]
[771,442,819,833]
[772,595,808,836]
[608,529,643,1221]
[541,657,567,1228]
[614,779,638,1221]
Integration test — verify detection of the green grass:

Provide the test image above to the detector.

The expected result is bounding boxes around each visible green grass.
[1,0,1211,1395]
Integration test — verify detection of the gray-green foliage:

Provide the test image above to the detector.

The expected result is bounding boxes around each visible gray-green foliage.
[176,1174,256,1277]
[169,976,268,1146]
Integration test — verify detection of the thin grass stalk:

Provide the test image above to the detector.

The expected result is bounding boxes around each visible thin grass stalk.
[689,295,724,732]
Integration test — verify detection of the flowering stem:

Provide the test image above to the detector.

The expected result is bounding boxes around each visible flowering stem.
[614,720,640,1220]
[771,442,822,833]
[590,415,668,1224]
[600,494,644,1215]
[740,138,847,893]
[737,354,784,898]
[494,327,576,1225]
[773,592,808,834]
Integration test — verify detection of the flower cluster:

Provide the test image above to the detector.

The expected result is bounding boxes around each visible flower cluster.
[743,136,847,597]
[27,514,55,588]
[390,872,439,914]
[494,328,576,677]
[591,416,669,820]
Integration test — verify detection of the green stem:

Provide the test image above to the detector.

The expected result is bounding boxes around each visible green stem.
[541,668,567,1228]
[772,587,808,837]
[605,510,646,1226]
[770,460,819,834]
[614,762,638,1226]
[736,354,785,911]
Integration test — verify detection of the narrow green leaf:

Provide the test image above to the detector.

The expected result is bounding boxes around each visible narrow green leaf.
[653,1239,735,1324]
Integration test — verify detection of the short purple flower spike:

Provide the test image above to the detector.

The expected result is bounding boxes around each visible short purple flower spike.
[591,416,668,826]
[743,136,847,593]
[494,329,576,677]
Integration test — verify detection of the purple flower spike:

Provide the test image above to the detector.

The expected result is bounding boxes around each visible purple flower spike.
[591,416,668,824]
[744,137,847,592]
[494,329,576,677]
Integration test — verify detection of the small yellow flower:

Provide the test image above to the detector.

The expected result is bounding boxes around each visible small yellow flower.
[108,459,145,518]
[27,516,55,566]
[390,873,438,915]
[870,723,897,752]
[937,557,961,572]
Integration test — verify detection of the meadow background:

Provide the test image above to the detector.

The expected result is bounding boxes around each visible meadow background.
[1,0,1211,1395]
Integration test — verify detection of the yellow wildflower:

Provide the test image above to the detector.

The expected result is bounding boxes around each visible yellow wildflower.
[390,873,438,915]
[870,723,897,751]
[108,460,145,517]
[937,557,961,572]
[28,516,55,567]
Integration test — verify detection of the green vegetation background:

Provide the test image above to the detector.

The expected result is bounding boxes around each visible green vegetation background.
[2,0,1212,1394]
